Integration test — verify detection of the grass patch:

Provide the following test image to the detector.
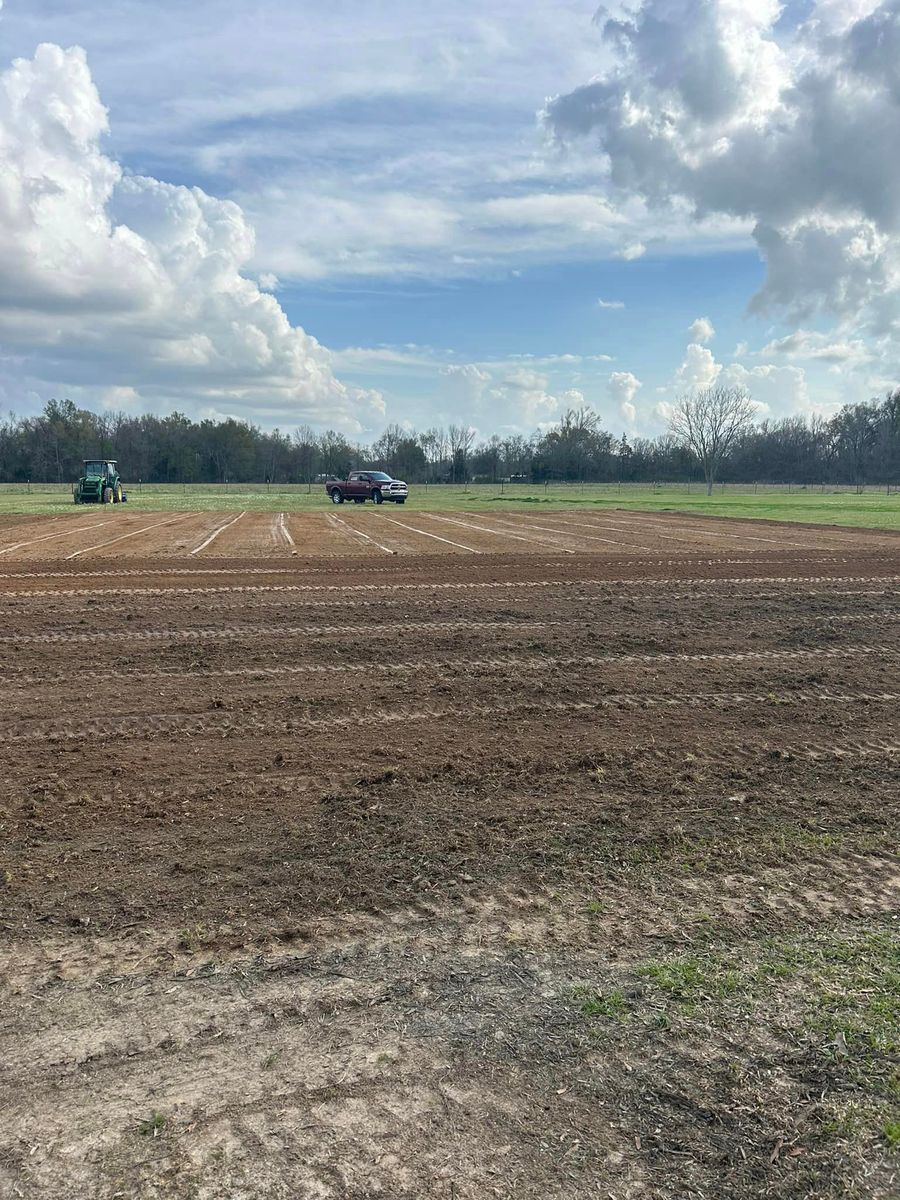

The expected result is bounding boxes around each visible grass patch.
[640,957,742,1003]
[573,986,629,1020]
[573,923,900,1171]
[1,481,898,528]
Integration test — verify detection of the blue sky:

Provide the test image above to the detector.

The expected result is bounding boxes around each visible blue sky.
[0,1,896,439]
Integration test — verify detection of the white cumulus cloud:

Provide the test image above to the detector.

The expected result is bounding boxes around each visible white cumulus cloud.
[608,370,642,424]
[675,344,722,391]
[545,0,900,378]
[688,317,715,344]
[0,43,381,430]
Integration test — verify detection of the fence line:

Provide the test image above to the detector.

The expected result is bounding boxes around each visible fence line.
[2,480,898,497]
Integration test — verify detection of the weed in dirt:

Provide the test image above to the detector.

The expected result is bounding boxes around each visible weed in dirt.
[177,922,212,951]
[136,1111,167,1138]
[883,1119,900,1151]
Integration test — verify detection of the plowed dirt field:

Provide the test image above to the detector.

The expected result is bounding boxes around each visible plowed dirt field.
[1,512,898,1200]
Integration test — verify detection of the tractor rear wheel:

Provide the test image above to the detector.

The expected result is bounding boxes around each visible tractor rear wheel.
[114,484,123,503]
[102,487,113,504]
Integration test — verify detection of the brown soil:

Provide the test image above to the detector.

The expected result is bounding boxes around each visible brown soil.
[6,506,900,560]
[1,523,898,1199]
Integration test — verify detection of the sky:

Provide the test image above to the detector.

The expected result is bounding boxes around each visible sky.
[0,0,898,441]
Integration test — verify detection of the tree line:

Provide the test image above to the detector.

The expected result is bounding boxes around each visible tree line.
[1,390,898,487]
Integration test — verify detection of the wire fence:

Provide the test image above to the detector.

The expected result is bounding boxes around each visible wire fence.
[2,480,899,497]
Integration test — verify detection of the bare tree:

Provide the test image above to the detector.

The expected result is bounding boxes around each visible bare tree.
[448,423,476,483]
[420,426,448,481]
[669,385,755,495]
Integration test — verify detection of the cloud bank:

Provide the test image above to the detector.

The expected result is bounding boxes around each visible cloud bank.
[0,43,382,429]
[545,0,900,372]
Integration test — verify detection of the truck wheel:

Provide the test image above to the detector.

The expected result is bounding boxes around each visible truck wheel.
[330,488,344,504]
[372,489,383,505]
[102,487,113,504]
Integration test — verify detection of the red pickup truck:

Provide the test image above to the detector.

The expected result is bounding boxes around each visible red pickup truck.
[326,471,409,505]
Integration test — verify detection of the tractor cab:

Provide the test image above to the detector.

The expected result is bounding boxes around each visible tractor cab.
[83,460,114,479]
[74,460,125,504]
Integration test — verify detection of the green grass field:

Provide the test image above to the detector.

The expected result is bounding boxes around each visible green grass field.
[1,481,899,529]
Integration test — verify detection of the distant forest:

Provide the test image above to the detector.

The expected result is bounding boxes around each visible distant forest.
[2,392,899,486]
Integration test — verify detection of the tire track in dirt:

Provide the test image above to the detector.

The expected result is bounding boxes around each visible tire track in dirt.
[483,513,663,553]
[5,689,899,744]
[5,580,896,611]
[565,510,884,553]
[0,552,855,580]
[373,514,482,553]
[0,645,884,690]
[23,740,896,817]
[542,512,829,551]
[64,513,196,559]
[3,614,897,652]
[276,512,295,548]
[591,509,900,551]
[0,517,114,557]
[191,511,247,555]
[326,512,397,554]
[1,571,897,597]
[6,852,897,990]
[426,512,579,553]
[814,611,900,622]
[0,617,556,646]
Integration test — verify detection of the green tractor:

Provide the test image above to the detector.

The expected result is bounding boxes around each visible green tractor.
[73,460,126,504]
